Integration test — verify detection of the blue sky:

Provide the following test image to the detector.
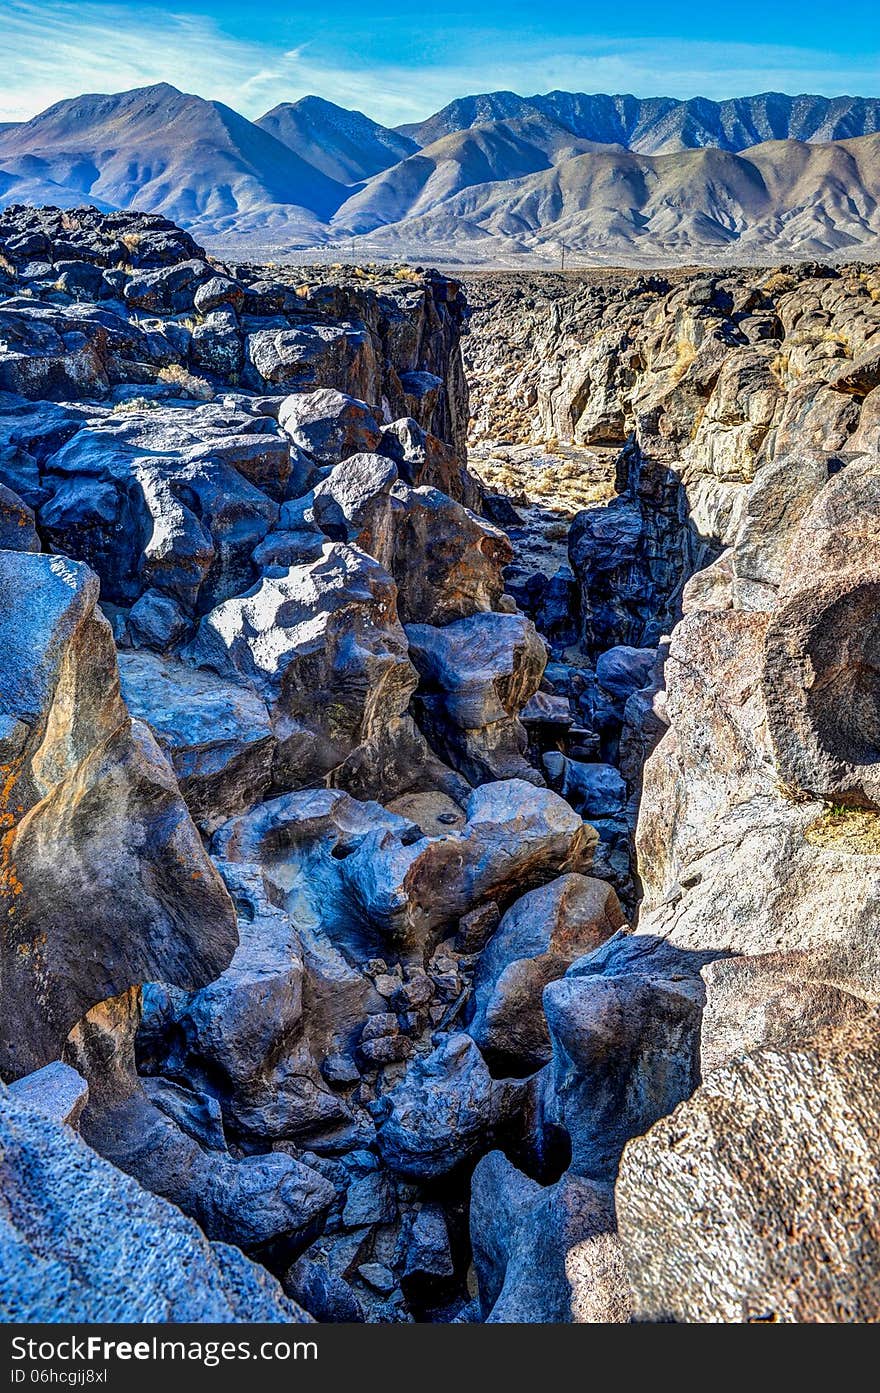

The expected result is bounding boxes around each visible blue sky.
[2,0,879,125]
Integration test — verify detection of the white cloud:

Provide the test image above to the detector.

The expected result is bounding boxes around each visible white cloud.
[0,1,877,127]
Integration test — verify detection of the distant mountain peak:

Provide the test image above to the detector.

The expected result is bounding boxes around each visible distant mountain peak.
[3,84,880,263]
[256,97,417,184]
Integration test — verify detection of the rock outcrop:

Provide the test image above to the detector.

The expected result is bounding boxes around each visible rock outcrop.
[0,1077,308,1322]
[5,204,880,1325]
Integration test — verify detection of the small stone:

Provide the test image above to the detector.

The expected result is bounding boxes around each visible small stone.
[359,1037,414,1067]
[342,1173,397,1228]
[456,901,501,953]
[357,1262,397,1295]
[431,972,461,1002]
[392,975,435,1011]
[321,1054,361,1086]
[360,1013,399,1043]
[373,974,400,998]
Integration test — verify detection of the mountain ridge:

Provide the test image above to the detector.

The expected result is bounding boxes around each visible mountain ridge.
[2,83,880,264]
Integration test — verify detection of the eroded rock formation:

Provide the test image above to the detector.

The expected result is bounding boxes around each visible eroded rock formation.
[3,205,880,1324]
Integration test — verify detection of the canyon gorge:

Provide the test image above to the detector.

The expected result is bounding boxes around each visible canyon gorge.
[1,203,880,1322]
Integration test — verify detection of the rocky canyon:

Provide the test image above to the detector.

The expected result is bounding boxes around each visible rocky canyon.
[2,203,880,1323]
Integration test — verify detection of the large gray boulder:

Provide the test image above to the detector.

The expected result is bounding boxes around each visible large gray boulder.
[141,859,363,1147]
[469,874,625,1072]
[69,988,336,1253]
[375,1034,527,1179]
[247,324,378,398]
[36,403,286,611]
[279,388,382,462]
[540,934,706,1180]
[184,542,421,797]
[406,613,547,785]
[210,780,593,964]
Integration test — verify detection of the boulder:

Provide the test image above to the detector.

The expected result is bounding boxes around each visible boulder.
[279,389,382,463]
[469,875,625,1072]
[211,780,593,964]
[194,275,245,315]
[0,307,109,401]
[376,1034,526,1179]
[7,1062,88,1128]
[126,588,190,651]
[311,461,511,624]
[543,756,627,819]
[248,325,378,399]
[184,542,420,797]
[123,259,211,313]
[595,645,657,705]
[70,988,336,1252]
[0,482,39,550]
[406,613,546,785]
[378,417,478,507]
[37,403,283,610]
[140,859,361,1147]
[540,934,707,1180]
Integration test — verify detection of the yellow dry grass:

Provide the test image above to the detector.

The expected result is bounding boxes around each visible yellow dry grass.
[469,450,614,516]
[805,806,880,855]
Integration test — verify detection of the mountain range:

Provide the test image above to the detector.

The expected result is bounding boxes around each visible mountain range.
[2,84,880,265]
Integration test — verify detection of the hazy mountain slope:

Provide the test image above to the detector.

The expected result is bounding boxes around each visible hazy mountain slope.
[332,115,599,232]
[0,84,348,237]
[347,133,880,263]
[2,83,880,264]
[257,96,417,183]
[400,90,880,156]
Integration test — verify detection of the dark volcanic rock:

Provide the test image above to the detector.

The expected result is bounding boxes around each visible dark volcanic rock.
[0,1077,308,1322]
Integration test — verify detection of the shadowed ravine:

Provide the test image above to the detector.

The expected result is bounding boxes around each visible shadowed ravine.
[2,207,880,1322]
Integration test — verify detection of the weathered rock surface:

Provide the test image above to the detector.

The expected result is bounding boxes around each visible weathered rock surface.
[617,1013,880,1323]
[0,549,236,1078]
[7,1062,89,1128]
[0,1078,308,1322]
[468,874,625,1071]
[8,210,880,1324]
[184,542,421,797]
[376,1034,526,1179]
[471,1150,631,1322]
[407,612,546,785]
[118,651,274,826]
[211,779,593,962]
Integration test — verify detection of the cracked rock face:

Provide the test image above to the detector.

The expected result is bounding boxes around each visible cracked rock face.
[0,549,237,1079]
[185,542,421,796]
[468,874,625,1072]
